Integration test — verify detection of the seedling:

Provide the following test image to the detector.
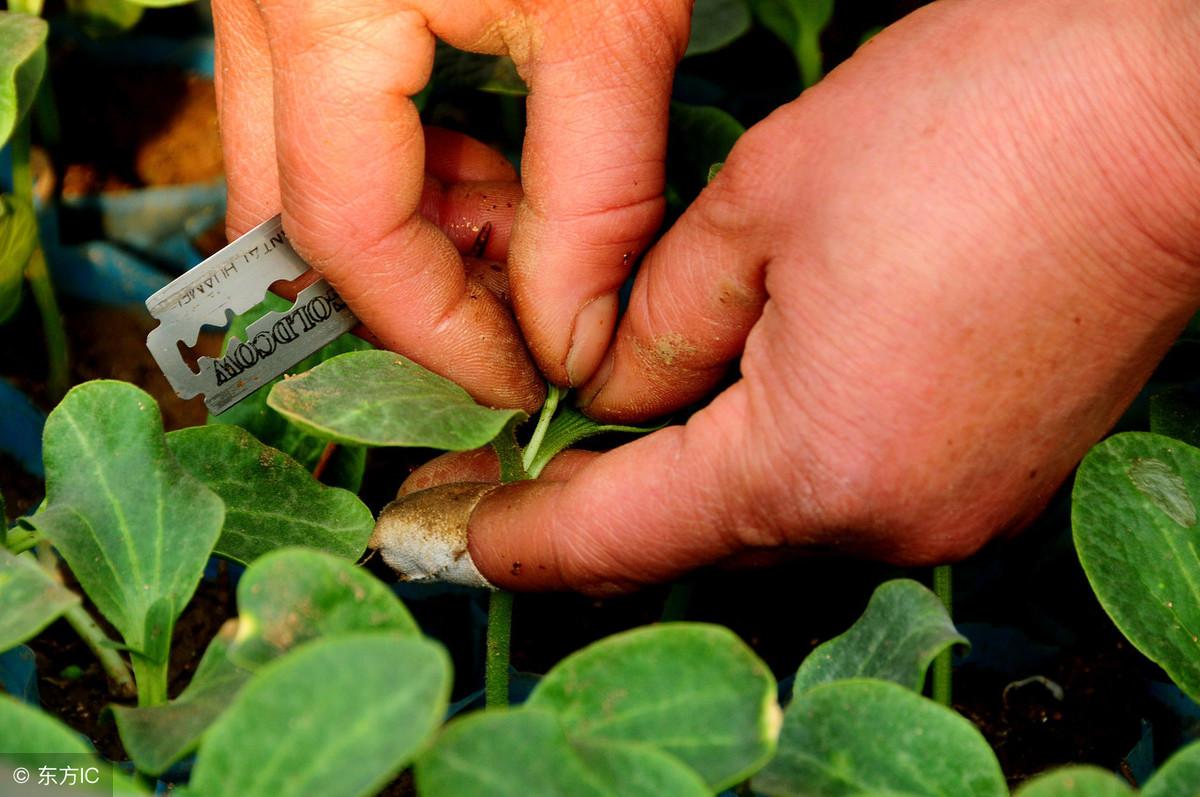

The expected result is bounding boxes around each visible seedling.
[0,379,778,794]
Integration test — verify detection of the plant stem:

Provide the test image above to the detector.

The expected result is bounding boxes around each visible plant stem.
[64,605,137,700]
[7,0,45,15]
[485,590,514,708]
[312,441,338,481]
[659,581,693,623]
[521,384,562,472]
[25,247,69,400]
[485,385,563,707]
[796,34,824,89]
[33,72,60,149]
[10,113,32,203]
[484,440,521,707]
[130,655,169,707]
[11,104,69,401]
[5,528,41,555]
[932,564,954,707]
[34,544,137,699]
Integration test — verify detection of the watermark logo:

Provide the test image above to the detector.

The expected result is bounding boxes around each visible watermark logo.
[2,754,113,795]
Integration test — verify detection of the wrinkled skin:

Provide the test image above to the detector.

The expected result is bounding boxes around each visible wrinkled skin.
[214,0,692,410]
[216,0,1200,593]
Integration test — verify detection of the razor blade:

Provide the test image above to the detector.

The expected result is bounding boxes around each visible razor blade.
[145,215,358,415]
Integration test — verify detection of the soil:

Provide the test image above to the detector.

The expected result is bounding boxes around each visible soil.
[54,54,223,196]
[955,633,1151,788]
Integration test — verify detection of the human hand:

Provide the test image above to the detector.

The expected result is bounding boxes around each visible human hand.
[393,0,1200,592]
[212,0,692,411]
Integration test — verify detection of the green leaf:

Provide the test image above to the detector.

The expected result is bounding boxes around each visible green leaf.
[431,42,528,96]
[0,694,126,794]
[526,623,779,791]
[668,102,745,203]
[686,0,752,57]
[167,425,373,565]
[228,548,418,669]
[112,622,251,776]
[1013,767,1134,797]
[1142,738,1200,797]
[416,708,709,797]
[1150,386,1200,448]
[751,0,832,86]
[0,12,46,149]
[1072,432,1200,701]
[267,350,525,450]
[0,693,92,754]
[793,578,968,695]
[66,0,144,36]
[189,634,450,797]
[527,407,664,478]
[0,194,37,323]
[756,679,1007,797]
[210,295,371,492]
[27,381,225,662]
[0,548,80,651]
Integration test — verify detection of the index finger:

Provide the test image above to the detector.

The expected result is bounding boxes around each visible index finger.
[256,0,544,411]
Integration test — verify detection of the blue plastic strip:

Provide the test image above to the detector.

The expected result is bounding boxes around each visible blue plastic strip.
[0,645,40,705]
[0,379,46,478]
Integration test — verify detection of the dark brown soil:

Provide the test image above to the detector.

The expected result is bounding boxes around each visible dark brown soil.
[955,633,1150,788]
[1,301,222,521]
[3,299,221,424]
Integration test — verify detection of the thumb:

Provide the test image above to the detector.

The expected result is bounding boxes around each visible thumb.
[467,384,762,593]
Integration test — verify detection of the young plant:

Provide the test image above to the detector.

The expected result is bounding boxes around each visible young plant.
[750,578,1200,797]
[262,348,661,706]
[2,547,450,791]
[752,0,834,88]
[0,10,66,398]
[1,367,774,795]
[2,380,374,712]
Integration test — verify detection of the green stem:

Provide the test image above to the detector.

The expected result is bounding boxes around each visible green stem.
[5,528,41,555]
[10,110,32,204]
[485,590,514,708]
[797,33,824,89]
[34,544,137,700]
[33,71,60,149]
[521,384,562,472]
[130,655,169,707]
[659,581,693,623]
[64,604,137,701]
[484,436,522,706]
[25,247,69,400]
[485,383,564,707]
[6,0,45,15]
[932,564,954,707]
[491,416,527,483]
[11,100,69,401]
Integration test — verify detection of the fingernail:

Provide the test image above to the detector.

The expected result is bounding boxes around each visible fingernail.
[370,482,500,589]
[565,292,617,387]
[576,348,615,410]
